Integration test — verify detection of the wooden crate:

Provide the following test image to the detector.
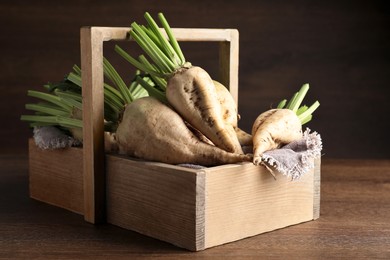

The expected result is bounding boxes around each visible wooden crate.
[106,155,320,251]
[28,26,321,251]
[29,139,320,251]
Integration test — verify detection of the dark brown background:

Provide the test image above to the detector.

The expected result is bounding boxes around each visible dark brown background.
[1,0,389,158]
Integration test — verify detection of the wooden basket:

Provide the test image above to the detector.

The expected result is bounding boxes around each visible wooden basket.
[29,27,320,251]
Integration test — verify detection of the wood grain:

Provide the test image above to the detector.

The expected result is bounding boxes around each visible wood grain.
[105,154,204,251]
[81,27,106,224]
[28,139,84,215]
[313,157,321,219]
[219,29,239,104]
[204,161,316,249]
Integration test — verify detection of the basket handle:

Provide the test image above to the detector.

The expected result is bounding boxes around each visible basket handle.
[80,26,239,223]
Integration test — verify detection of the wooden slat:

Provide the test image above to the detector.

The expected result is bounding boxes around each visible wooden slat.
[105,155,318,251]
[81,27,106,224]
[313,157,321,219]
[204,161,315,249]
[87,27,237,42]
[170,28,237,42]
[195,169,206,251]
[105,154,205,251]
[219,29,239,104]
[28,139,84,215]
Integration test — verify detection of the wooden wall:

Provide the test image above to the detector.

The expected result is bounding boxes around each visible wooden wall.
[1,0,389,158]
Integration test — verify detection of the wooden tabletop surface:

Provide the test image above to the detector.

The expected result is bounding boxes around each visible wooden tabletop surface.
[1,154,389,259]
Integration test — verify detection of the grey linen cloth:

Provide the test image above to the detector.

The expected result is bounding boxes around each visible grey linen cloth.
[261,128,322,180]
[33,126,81,149]
[181,129,322,180]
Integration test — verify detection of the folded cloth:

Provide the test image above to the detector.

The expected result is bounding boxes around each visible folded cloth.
[261,128,322,180]
[33,126,81,149]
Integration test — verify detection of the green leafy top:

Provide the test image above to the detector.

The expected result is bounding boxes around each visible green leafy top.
[277,83,320,125]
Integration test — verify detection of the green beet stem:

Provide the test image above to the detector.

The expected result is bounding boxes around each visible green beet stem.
[138,55,167,90]
[28,90,72,112]
[56,116,83,128]
[277,99,287,109]
[277,84,320,125]
[286,92,298,110]
[25,104,69,117]
[135,76,167,103]
[103,57,134,103]
[298,101,320,124]
[301,114,313,125]
[290,83,309,112]
[144,12,182,67]
[158,12,186,64]
[296,105,308,116]
[131,23,175,73]
[54,90,82,102]
[20,115,82,129]
[57,96,83,111]
[66,72,82,87]
[72,64,82,75]
[115,45,164,77]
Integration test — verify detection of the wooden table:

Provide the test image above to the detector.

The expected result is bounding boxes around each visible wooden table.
[1,154,389,259]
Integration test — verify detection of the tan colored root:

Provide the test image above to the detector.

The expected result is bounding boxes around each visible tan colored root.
[185,122,214,146]
[214,80,252,149]
[166,66,243,154]
[235,127,253,146]
[213,80,238,126]
[104,132,118,153]
[116,97,251,166]
[252,109,302,165]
